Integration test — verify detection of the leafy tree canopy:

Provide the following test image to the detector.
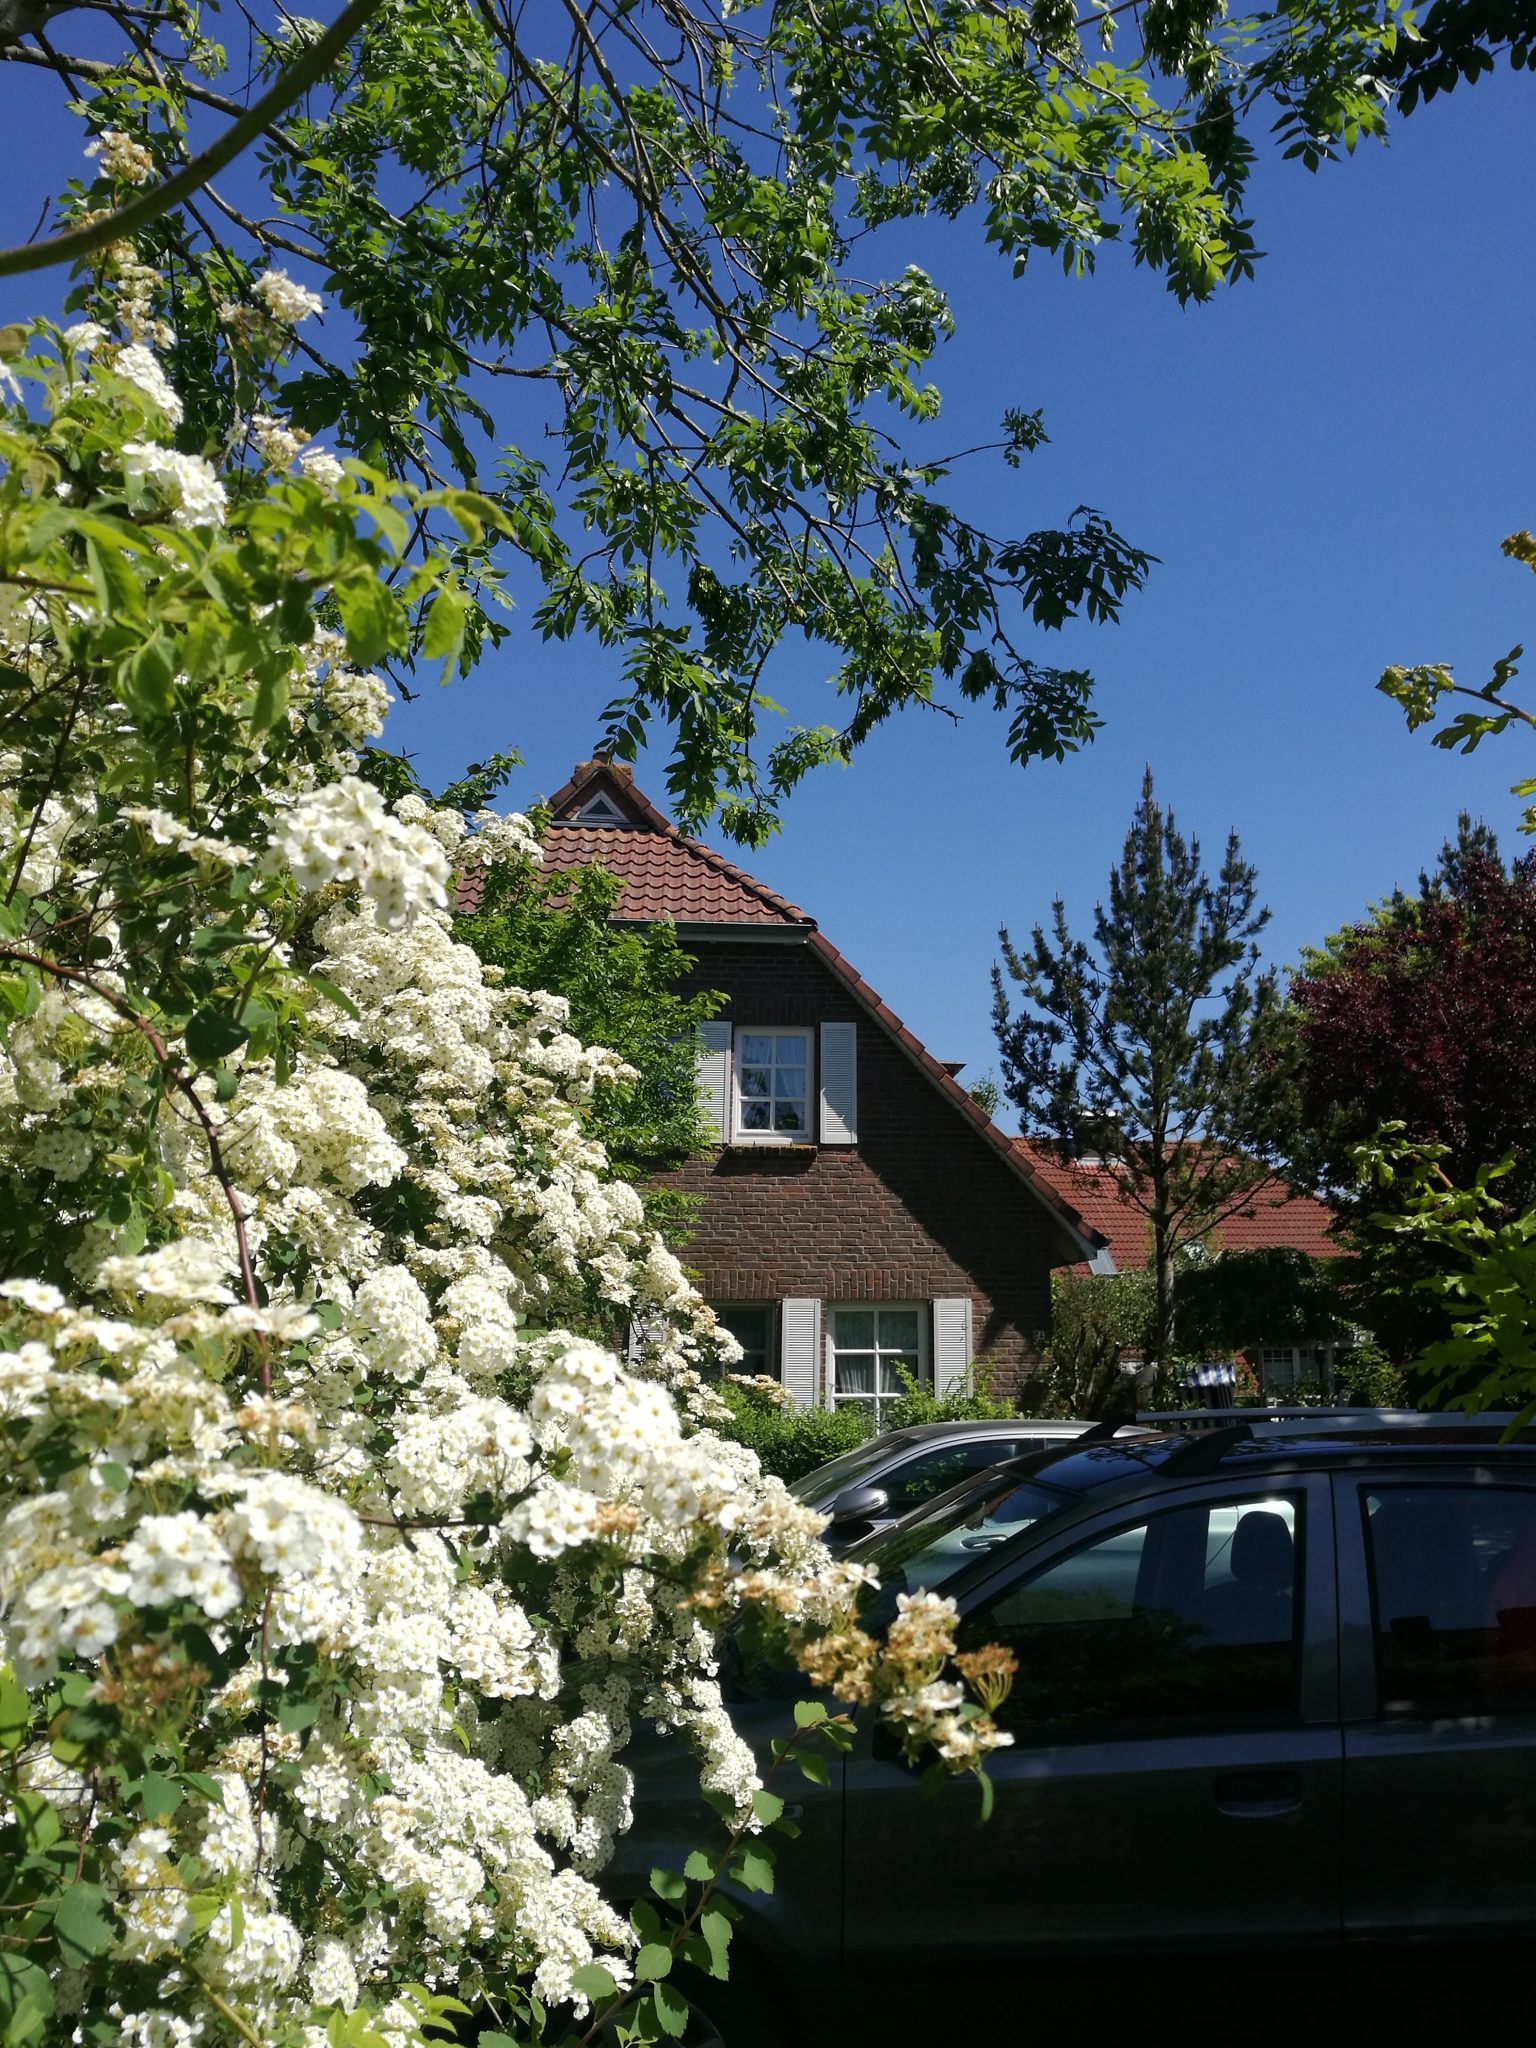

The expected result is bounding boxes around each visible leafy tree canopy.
[1173,1244,1348,1353]
[1289,815,1536,1210]
[0,0,1434,839]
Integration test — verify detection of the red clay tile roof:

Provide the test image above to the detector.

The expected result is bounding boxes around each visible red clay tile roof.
[539,821,809,926]
[460,759,1106,1255]
[453,760,810,925]
[1012,1140,1340,1272]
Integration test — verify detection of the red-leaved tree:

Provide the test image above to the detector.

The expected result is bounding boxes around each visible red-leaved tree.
[1289,819,1536,1356]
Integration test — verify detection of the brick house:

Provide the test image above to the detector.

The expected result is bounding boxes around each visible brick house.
[528,758,1105,1417]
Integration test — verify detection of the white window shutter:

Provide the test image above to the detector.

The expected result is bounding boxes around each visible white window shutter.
[818,1021,857,1144]
[932,1297,973,1397]
[697,1021,733,1141]
[780,1297,822,1408]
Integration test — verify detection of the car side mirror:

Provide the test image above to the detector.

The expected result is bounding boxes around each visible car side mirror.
[829,1483,891,1527]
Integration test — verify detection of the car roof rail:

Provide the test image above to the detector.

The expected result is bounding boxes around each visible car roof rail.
[1074,1417,1130,1445]
[1158,1422,1254,1474]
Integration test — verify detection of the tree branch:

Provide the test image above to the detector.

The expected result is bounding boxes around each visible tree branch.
[0,0,386,277]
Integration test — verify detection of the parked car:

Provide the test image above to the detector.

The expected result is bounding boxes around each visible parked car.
[787,1416,1103,1552]
[611,1421,1536,2041]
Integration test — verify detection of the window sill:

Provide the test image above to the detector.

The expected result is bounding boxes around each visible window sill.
[722,1140,817,1155]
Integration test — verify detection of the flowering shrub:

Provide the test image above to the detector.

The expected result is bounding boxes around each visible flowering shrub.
[0,222,1011,2046]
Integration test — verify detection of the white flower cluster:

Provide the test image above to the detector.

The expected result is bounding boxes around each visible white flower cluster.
[252,267,325,325]
[122,805,251,865]
[461,807,543,872]
[123,440,227,528]
[0,333,998,2048]
[270,775,452,926]
[86,128,155,186]
[112,344,184,426]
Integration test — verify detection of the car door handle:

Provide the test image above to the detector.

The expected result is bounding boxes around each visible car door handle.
[1214,1770,1303,1819]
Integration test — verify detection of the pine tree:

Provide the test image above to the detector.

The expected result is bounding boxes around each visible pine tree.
[993,769,1297,1375]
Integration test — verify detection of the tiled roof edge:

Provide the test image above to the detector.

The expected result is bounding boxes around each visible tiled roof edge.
[804,930,1107,1253]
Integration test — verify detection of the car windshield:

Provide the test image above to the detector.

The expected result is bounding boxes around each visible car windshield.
[786,1436,901,1502]
[847,1471,1075,1614]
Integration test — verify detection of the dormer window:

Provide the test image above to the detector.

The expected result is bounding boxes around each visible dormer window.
[574,791,630,826]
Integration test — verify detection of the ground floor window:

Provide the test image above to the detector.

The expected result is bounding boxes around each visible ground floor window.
[712,1303,776,1378]
[1257,1343,1337,1398]
[830,1305,928,1430]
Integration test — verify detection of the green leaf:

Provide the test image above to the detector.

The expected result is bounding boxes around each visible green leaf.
[140,1771,182,1821]
[698,1906,732,1980]
[682,1850,713,1882]
[337,577,400,666]
[296,968,361,1019]
[121,633,176,724]
[184,1005,251,1067]
[750,1788,783,1825]
[52,1881,114,1963]
[228,1892,244,1951]
[86,535,142,621]
[733,1847,773,1895]
[251,663,290,735]
[422,585,467,669]
[634,1942,672,1983]
[0,1671,29,1750]
[977,1767,995,1823]
[12,1791,59,1851]
[0,1953,54,2047]
[649,1866,687,1902]
[277,1692,321,1733]
[98,1461,130,1495]
[792,1699,827,1728]
[651,1979,690,2039]
[569,1963,619,2004]
[795,1748,830,1787]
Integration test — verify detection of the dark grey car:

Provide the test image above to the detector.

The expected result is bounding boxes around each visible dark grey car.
[787,1416,1101,1552]
[612,1423,1536,2040]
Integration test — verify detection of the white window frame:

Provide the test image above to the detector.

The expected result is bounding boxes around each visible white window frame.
[828,1304,931,1431]
[1257,1342,1337,1396]
[731,1026,813,1144]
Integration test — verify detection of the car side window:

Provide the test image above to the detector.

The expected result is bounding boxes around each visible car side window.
[957,1494,1303,1737]
[881,1440,1024,1513]
[1363,1484,1536,1715]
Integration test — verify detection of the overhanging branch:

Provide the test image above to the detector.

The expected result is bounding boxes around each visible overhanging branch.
[0,0,386,277]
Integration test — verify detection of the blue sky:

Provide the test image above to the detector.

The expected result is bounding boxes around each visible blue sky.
[5,44,1533,1119]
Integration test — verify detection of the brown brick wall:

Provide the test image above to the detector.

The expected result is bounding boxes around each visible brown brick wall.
[652,939,1067,1395]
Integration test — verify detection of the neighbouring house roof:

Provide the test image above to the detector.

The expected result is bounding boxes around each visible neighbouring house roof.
[1012,1139,1341,1275]
[462,757,1106,1257]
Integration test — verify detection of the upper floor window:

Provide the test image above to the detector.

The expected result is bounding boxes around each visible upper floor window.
[734,1029,810,1140]
[696,1020,856,1147]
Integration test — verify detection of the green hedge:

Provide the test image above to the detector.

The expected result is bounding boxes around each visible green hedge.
[714,1382,872,1483]
[714,1365,1016,1484]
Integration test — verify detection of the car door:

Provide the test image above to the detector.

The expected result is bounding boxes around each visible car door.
[1335,1468,1536,1941]
[841,1473,1341,1989]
